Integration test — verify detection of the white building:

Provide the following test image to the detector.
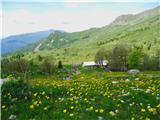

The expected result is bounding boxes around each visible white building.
[82,60,108,67]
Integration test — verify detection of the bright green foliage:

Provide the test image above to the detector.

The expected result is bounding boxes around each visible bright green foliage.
[107,44,131,71]
[128,48,143,69]
[95,48,106,66]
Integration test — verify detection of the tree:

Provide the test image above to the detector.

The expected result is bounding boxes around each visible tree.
[1,58,10,74]
[95,48,106,67]
[1,58,30,77]
[10,54,24,60]
[108,44,131,71]
[37,55,43,62]
[142,54,150,70]
[58,60,63,69]
[128,48,143,69]
[156,49,160,70]
[10,59,30,73]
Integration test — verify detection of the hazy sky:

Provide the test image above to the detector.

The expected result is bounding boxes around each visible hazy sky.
[0,0,159,38]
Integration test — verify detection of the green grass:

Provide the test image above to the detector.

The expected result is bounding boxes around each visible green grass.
[1,71,160,120]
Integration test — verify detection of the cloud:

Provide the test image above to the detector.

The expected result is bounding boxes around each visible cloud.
[2,9,119,37]
[1,1,158,37]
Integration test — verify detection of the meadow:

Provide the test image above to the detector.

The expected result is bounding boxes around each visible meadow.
[1,70,160,120]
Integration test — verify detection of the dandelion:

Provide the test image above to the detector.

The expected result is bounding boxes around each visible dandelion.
[30,105,34,109]
[63,109,67,113]
[89,106,94,111]
[39,100,42,105]
[44,107,48,111]
[109,111,116,116]
[131,117,135,120]
[33,93,38,97]
[70,106,74,109]
[141,108,146,112]
[148,108,156,113]
[145,117,150,120]
[73,96,77,99]
[95,109,98,113]
[33,101,38,105]
[99,109,104,113]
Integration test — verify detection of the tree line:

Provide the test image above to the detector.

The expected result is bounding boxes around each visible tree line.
[95,44,160,71]
[1,54,63,78]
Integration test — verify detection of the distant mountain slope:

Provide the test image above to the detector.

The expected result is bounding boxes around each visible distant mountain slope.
[1,29,55,55]
[13,6,160,64]
[111,6,160,25]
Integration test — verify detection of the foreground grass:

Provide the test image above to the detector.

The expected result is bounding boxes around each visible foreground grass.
[1,71,160,120]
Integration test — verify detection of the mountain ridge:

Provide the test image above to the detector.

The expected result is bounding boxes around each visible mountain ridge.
[1,29,57,55]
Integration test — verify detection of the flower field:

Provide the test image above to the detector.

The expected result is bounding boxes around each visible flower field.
[1,71,160,120]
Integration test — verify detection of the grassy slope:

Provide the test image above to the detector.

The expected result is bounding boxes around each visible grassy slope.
[20,7,160,64]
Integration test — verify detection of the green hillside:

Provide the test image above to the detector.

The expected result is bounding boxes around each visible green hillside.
[20,6,160,64]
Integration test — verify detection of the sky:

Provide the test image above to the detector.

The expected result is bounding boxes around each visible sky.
[0,0,159,38]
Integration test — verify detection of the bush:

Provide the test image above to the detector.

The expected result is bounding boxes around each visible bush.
[39,57,56,75]
[58,60,63,69]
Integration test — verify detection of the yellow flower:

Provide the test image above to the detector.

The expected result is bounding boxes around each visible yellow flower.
[73,96,77,99]
[70,106,74,109]
[39,100,42,105]
[44,107,48,111]
[30,105,34,109]
[63,109,67,113]
[109,111,116,116]
[33,93,38,97]
[131,117,135,120]
[95,109,98,113]
[141,108,146,112]
[33,101,38,105]
[99,109,104,113]
[89,106,94,111]
[2,105,5,109]
[69,113,74,117]
[148,108,156,113]
[145,117,150,120]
